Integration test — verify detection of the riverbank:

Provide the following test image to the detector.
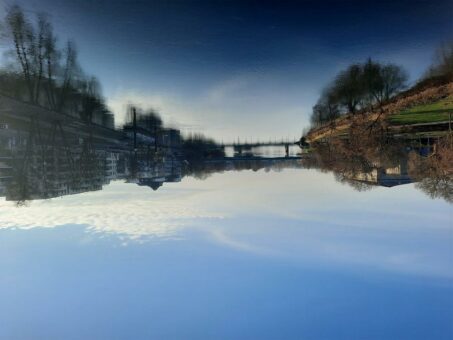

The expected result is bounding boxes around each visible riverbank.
[306,80,453,142]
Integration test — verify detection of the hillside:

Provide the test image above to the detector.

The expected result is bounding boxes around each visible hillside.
[306,81,453,142]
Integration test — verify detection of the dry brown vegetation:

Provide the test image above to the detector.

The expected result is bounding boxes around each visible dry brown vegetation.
[309,120,453,201]
[307,82,453,142]
[408,137,453,202]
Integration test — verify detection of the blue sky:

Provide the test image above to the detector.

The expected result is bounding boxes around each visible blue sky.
[1,169,452,277]
[1,169,452,339]
[1,0,452,140]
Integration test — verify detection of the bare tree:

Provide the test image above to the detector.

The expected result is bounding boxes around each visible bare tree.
[310,87,340,126]
[80,76,102,123]
[335,64,364,115]
[362,59,407,109]
[57,40,78,111]
[425,42,453,79]
[5,6,55,105]
[33,13,48,103]
[363,59,385,108]
[42,17,59,110]
[381,64,408,101]
[6,5,35,102]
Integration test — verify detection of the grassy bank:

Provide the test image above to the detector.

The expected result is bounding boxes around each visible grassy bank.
[389,96,453,125]
[306,82,453,142]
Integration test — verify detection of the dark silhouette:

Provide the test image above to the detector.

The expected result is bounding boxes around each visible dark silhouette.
[1,5,113,129]
[310,59,408,127]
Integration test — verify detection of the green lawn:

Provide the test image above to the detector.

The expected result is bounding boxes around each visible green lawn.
[389,96,453,125]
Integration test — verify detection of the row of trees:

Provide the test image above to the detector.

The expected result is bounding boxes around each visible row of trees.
[310,42,453,128]
[310,59,408,127]
[181,133,225,160]
[0,5,111,126]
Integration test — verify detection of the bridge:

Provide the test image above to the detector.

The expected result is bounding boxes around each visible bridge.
[220,138,304,156]
[221,138,300,148]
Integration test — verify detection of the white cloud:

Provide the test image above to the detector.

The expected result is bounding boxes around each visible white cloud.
[0,180,225,240]
[205,74,250,103]
[1,169,452,278]
[106,72,312,142]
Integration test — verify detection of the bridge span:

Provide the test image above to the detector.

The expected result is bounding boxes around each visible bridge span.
[221,138,303,157]
[221,139,301,148]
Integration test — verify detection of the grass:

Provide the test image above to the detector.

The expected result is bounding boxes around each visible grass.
[389,96,453,125]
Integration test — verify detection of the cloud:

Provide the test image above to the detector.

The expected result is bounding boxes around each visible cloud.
[0,169,452,278]
[0,180,225,240]
[208,228,275,256]
[106,73,311,142]
[205,74,250,103]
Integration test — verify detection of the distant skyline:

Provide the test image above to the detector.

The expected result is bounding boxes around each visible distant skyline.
[1,0,452,141]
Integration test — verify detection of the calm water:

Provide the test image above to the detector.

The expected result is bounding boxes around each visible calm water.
[1,164,452,339]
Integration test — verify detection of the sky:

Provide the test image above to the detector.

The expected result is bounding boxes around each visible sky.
[0,0,452,141]
[1,169,452,339]
[1,168,452,278]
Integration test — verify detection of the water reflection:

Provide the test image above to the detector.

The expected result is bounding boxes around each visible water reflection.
[0,97,305,203]
[1,104,451,204]
[306,133,452,202]
[1,93,452,340]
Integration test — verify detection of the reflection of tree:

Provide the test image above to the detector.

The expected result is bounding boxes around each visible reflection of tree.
[6,119,107,203]
[182,133,225,161]
[333,173,373,192]
[7,162,31,207]
[408,137,453,203]
[183,158,304,179]
[309,131,453,203]
[309,136,380,192]
[415,177,453,203]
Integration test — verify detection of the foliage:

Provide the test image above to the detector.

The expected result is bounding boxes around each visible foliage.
[310,59,408,127]
[408,137,453,203]
[0,5,112,127]
[182,133,225,160]
[424,42,453,81]
[125,106,163,131]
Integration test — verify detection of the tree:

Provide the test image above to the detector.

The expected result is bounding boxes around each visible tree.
[310,87,340,126]
[425,42,453,80]
[381,63,408,101]
[5,6,53,104]
[57,40,79,111]
[2,5,112,128]
[140,109,163,130]
[362,59,407,113]
[6,5,36,102]
[309,59,408,129]
[42,17,59,109]
[32,13,49,104]
[79,76,102,123]
[362,59,384,107]
[4,6,76,107]
[334,64,364,114]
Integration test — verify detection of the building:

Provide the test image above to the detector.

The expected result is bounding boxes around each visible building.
[344,158,413,188]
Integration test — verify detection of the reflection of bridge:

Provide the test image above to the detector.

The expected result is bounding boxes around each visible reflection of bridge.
[205,156,303,163]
